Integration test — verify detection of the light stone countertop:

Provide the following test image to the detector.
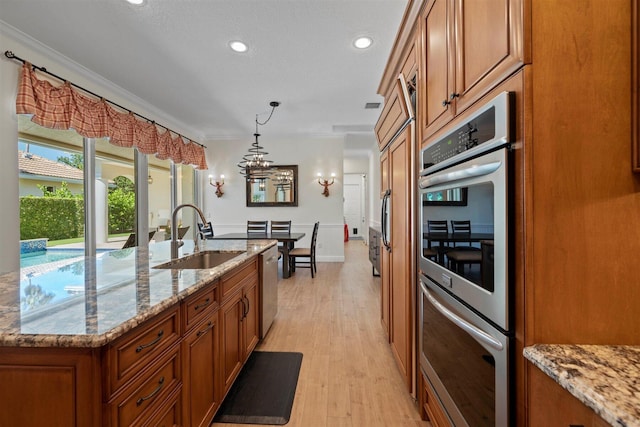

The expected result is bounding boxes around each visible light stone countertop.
[524,344,640,427]
[0,239,276,348]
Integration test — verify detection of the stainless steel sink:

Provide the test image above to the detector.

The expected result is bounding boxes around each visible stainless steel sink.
[153,250,245,270]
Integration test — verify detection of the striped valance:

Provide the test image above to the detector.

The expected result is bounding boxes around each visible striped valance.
[16,62,207,170]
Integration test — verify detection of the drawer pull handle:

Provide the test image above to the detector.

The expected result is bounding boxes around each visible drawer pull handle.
[194,298,211,310]
[135,330,164,353]
[197,321,213,337]
[136,376,165,406]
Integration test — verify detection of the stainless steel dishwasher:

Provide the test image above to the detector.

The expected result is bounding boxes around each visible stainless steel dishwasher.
[260,245,278,338]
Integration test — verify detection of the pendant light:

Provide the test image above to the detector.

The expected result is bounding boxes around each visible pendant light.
[237,101,280,182]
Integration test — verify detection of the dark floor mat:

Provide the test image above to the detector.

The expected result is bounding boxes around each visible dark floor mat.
[213,351,303,425]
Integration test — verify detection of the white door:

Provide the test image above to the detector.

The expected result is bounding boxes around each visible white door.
[343,174,365,240]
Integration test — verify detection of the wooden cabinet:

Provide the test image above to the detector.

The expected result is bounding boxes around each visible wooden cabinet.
[420,0,525,140]
[377,31,417,394]
[105,345,181,427]
[0,256,262,427]
[219,258,260,396]
[387,126,414,392]
[0,347,100,427]
[181,284,220,427]
[528,366,610,427]
[378,125,414,391]
[105,306,181,396]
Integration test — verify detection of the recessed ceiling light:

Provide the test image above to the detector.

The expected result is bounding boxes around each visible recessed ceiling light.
[126,0,144,4]
[229,41,248,53]
[353,36,373,49]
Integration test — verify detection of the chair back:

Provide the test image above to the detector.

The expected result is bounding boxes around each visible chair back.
[122,231,156,249]
[270,220,291,233]
[177,226,190,239]
[198,222,214,238]
[427,220,449,234]
[450,220,471,234]
[450,220,476,249]
[310,222,320,254]
[247,220,268,233]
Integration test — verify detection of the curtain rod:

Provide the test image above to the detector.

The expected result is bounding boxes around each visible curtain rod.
[4,50,206,149]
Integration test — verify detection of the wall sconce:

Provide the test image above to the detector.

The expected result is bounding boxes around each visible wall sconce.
[317,173,336,197]
[148,174,153,184]
[209,174,225,198]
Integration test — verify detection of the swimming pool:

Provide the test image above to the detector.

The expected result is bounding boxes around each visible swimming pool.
[20,248,87,268]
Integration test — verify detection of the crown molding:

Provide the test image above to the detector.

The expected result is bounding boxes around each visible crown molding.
[0,20,204,142]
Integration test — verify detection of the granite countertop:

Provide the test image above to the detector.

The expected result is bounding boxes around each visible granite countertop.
[0,239,276,348]
[524,344,640,427]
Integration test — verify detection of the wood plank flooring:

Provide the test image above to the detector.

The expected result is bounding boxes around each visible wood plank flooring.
[212,240,430,427]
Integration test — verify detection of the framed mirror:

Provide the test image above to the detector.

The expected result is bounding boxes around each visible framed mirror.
[246,165,298,207]
[422,187,468,206]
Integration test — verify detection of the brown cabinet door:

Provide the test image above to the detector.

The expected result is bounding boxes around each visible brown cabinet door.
[422,0,455,139]
[242,280,260,357]
[528,365,610,427]
[182,312,220,427]
[453,0,525,113]
[388,127,413,391]
[220,290,244,396]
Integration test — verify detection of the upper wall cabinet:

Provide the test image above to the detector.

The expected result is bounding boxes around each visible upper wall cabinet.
[420,0,526,142]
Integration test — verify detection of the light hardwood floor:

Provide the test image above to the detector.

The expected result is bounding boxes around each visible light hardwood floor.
[212,240,430,427]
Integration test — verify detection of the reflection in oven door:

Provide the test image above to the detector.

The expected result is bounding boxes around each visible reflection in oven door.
[419,275,511,426]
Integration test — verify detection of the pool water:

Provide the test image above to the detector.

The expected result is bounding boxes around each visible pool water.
[20,249,86,268]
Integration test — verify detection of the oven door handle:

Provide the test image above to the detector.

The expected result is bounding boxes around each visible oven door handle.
[422,282,504,351]
[419,160,502,189]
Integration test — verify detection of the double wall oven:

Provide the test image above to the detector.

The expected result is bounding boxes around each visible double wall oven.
[418,92,514,426]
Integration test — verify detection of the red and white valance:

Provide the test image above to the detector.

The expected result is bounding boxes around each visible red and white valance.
[16,62,208,170]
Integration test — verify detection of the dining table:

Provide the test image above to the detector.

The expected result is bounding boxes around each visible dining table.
[211,232,306,279]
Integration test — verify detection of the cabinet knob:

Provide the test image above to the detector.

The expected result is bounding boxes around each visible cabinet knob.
[449,92,460,100]
[442,99,451,107]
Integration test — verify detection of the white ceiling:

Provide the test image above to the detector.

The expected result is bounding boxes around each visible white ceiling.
[0,0,408,146]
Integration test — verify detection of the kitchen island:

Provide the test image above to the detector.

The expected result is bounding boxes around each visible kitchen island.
[524,344,640,427]
[0,238,277,426]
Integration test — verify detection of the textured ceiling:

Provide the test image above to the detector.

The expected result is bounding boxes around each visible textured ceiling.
[1,0,408,144]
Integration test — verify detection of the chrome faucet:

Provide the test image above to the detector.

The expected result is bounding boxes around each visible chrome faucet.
[171,203,208,259]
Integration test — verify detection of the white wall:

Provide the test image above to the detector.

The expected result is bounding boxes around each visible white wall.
[202,136,345,262]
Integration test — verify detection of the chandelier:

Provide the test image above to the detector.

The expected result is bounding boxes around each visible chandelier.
[237,101,280,181]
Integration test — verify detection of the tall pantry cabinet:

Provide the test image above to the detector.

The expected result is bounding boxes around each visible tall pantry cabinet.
[380,0,640,426]
[375,28,419,393]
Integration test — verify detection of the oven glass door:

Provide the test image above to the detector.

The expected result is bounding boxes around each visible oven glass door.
[419,147,509,331]
[419,275,511,426]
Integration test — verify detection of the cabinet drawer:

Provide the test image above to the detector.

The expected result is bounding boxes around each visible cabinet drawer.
[106,306,181,395]
[219,258,258,303]
[183,281,218,332]
[140,383,182,427]
[107,346,181,427]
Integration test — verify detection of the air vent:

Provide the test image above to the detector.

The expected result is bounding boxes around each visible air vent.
[365,102,381,109]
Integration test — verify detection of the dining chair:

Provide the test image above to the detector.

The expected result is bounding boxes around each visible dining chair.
[247,220,268,233]
[270,220,292,259]
[447,220,482,273]
[122,231,156,249]
[197,222,215,239]
[289,222,319,278]
[425,220,450,263]
[270,220,291,233]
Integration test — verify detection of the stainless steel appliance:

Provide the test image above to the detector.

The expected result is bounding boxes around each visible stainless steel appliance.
[260,245,278,338]
[418,91,514,426]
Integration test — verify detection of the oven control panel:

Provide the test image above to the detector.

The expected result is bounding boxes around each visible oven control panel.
[421,91,512,172]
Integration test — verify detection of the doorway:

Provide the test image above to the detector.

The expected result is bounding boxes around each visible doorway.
[343,174,366,241]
